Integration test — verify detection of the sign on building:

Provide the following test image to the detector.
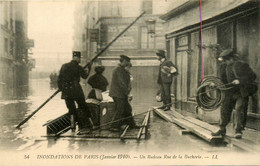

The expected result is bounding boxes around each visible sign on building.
[26,39,34,48]
[89,29,99,42]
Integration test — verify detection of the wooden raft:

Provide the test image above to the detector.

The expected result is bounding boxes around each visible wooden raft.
[44,111,150,141]
[153,108,223,144]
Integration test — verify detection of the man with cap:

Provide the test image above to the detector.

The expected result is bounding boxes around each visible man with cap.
[156,49,178,111]
[87,65,109,99]
[212,49,257,139]
[58,51,92,134]
[109,55,138,132]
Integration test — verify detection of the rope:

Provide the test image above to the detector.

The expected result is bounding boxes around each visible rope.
[196,76,233,112]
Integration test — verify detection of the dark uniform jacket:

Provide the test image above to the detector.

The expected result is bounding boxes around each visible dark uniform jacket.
[157,59,178,84]
[221,60,257,97]
[109,65,131,99]
[58,60,89,99]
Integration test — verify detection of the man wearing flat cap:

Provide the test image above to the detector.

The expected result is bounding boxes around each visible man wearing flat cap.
[109,55,138,132]
[58,51,92,134]
[212,49,257,139]
[156,49,178,111]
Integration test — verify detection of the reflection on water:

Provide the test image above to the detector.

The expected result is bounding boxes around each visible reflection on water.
[0,78,219,153]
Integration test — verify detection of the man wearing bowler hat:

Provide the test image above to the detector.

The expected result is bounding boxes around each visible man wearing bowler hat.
[211,49,257,139]
[109,55,138,132]
[156,49,178,111]
[58,51,92,134]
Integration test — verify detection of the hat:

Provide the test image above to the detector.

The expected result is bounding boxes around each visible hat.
[120,55,130,62]
[95,65,105,73]
[219,49,234,58]
[156,50,166,58]
[73,51,81,58]
[218,49,234,61]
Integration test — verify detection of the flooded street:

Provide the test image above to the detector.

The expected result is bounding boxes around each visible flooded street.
[0,78,242,155]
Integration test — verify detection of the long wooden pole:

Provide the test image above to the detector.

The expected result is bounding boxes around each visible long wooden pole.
[16,90,60,129]
[16,11,146,129]
[83,11,145,69]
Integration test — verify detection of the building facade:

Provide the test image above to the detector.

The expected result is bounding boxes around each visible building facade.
[160,0,260,127]
[0,1,31,99]
[73,0,167,97]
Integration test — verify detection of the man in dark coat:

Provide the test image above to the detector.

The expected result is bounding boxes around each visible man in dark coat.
[212,49,257,139]
[109,55,137,132]
[87,65,108,100]
[156,50,178,111]
[58,51,92,133]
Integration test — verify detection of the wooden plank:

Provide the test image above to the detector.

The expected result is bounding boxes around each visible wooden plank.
[179,129,190,135]
[144,111,151,139]
[43,113,69,126]
[154,108,222,143]
[120,125,129,139]
[184,116,219,133]
[153,108,173,123]
[169,111,219,133]
[167,110,185,119]
[55,126,71,136]
[171,117,222,143]
[137,112,150,140]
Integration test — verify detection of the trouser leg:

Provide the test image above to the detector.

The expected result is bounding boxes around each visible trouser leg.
[75,97,93,129]
[65,99,76,115]
[251,93,259,113]
[219,93,234,131]
[160,84,166,106]
[123,98,136,127]
[111,97,125,128]
[161,83,171,108]
[75,97,90,117]
[234,96,249,133]
[65,99,76,130]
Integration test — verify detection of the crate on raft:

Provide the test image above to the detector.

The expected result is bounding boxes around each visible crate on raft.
[86,98,116,129]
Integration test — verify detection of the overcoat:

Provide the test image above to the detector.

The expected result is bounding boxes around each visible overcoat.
[157,59,178,84]
[58,60,88,99]
[109,65,131,99]
[221,60,257,97]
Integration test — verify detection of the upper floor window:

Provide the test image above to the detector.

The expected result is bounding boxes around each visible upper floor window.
[141,27,154,49]
[111,2,121,16]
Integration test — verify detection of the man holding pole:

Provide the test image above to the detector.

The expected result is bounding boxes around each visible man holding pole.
[58,51,92,133]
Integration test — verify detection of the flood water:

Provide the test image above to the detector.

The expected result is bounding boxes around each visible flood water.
[0,78,241,157]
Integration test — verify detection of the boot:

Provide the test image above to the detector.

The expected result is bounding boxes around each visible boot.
[70,115,76,131]
[211,128,226,137]
[235,130,242,139]
[234,132,242,139]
